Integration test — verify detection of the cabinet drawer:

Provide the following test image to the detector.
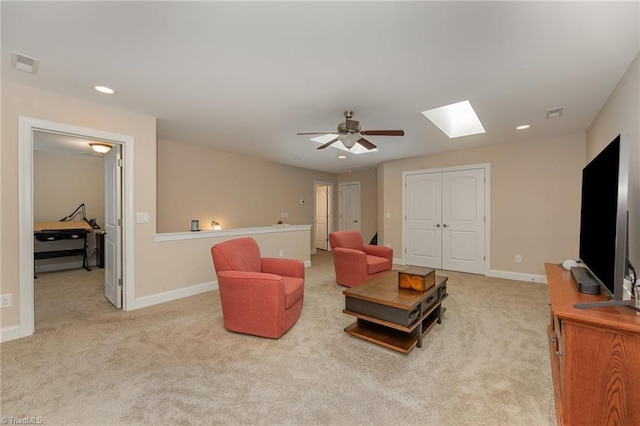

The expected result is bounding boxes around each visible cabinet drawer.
[345,297,421,327]
[420,293,439,316]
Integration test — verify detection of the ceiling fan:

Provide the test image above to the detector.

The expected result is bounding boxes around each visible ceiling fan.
[297,110,404,150]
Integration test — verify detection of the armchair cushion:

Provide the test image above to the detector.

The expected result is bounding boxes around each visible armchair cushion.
[367,255,391,275]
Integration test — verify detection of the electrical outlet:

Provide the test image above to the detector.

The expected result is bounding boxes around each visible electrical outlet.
[1,294,12,309]
[515,255,522,264]
[281,212,289,219]
[279,250,284,257]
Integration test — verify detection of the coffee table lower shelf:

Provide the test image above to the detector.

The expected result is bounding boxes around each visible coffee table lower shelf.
[344,319,418,354]
[343,308,443,355]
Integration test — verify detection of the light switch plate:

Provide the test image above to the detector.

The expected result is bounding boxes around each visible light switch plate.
[136,212,150,223]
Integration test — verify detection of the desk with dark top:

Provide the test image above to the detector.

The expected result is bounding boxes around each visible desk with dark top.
[343,270,448,354]
[34,221,93,272]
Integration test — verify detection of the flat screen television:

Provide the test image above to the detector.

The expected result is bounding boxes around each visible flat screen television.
[576,133,629,305]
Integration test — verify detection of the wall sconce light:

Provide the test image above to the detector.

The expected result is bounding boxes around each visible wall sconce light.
[89,142,113,154]
[211,220,222,230]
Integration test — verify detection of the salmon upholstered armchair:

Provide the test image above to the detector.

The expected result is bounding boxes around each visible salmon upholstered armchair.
[329,231,393,287]
[210,237,305,339]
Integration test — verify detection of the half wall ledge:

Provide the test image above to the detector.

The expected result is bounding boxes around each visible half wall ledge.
[154,224,312,242]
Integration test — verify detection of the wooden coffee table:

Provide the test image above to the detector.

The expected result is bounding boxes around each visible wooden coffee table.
[342,270,448,354]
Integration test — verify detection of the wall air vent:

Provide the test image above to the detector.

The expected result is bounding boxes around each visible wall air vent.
[546,107,564,119]
[11,51,40,75]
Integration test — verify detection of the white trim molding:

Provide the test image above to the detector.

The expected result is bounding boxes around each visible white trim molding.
[0,325,22,343]
[135,280,218,310]
[487,269,547,284]
[18,116,136,339]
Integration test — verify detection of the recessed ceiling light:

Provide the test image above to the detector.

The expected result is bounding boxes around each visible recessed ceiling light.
[93,85,116,95]
[516,124,531,130]
[421,100,485,138]
[338,155,347,159]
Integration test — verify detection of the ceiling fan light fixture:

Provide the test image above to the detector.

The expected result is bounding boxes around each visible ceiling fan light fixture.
[339,133,360,149]
[89,142,113,153]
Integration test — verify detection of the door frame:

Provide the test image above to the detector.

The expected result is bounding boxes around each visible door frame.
[18,116,135,338]
[402,163,491,274]
[313,180,333,253]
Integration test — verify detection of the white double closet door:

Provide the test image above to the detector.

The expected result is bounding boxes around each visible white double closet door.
[405,167,486,274]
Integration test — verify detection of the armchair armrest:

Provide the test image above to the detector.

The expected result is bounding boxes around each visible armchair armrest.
[261,257,305,278]
[215,270,285,304]
[216,270,284,290]
[363,244,393,260]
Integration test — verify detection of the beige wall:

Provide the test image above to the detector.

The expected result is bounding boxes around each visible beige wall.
[587,52,639,270]
[379,133,586,275]
[34,150,104,225]
[0,81,317,333]
[33,150,104,269]
[336,168,378,245]
[1,80,157,327]
[157,139,336,247]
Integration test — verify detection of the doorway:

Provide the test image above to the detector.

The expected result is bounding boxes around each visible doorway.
[18,116,134,338]
[314,181,333,251]
[403,164,490,274]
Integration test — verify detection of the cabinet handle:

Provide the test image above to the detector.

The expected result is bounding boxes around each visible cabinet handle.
[443,224,449,228]
[550,336,557,343]
[555,350,562,357]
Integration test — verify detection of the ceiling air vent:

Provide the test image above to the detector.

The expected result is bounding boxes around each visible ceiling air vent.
[11,51,40,75]
[546,107,564,119]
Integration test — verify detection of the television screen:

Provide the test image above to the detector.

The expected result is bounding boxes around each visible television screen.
[578,134,628,300]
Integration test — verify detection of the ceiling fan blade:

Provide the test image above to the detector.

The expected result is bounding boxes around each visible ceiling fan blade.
[361,130,405,136]
[317,137,339,150]
[357,137,377,150]
[297,132,333,135]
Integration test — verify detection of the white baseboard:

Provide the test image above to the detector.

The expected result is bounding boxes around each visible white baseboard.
[487,269,547,284]
[132,280,218,310]
[0,325,22,343]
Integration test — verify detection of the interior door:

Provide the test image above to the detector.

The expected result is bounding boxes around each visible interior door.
[339,182,360,232]
[104,144,122,308]
[441,169,485,274]
[315,184,329,250]
[405,173,442,268]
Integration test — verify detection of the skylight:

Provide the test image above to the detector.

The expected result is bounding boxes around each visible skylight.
[421,100,485,138]
[310,134,378,155]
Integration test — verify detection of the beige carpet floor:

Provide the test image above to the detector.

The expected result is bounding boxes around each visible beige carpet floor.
[1,251,556,425]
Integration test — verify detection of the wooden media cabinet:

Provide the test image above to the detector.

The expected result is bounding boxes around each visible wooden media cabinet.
[545,263,640,425]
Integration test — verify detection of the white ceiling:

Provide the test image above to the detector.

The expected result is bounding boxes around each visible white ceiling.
[3,2,639,174]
